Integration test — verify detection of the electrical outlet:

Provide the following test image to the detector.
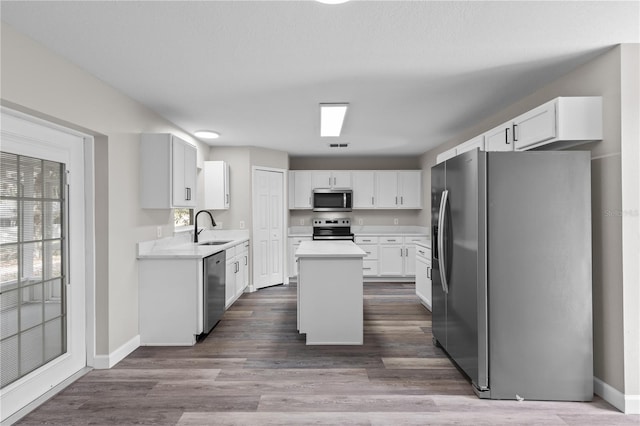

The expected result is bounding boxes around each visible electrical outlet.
[393,218,399,225]
[156,226,162,238]
[216,222,223,229]
[358,218,363,225]
[300,219,304,225]
[239,220,245,229]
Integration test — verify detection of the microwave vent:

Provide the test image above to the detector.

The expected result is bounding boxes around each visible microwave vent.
[328,143,349,148]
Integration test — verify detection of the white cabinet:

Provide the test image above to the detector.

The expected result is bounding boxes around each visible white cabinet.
[236,241,250,298]
[375,171,422,209]
[288,236,311,277]
[224,241,251,309]
[140,133,197,208]
[415,244,432,311]
[311,171,352,189]
[456,135,485,155]
[485,120,515,152]
[204,161,230,210]
[352,171,376,209]
[355,236,379,276]
[513,97,602,151]
[378,236,404,276]
[398,171,422,209]
[436,147,457,164]
[289,171,313,209]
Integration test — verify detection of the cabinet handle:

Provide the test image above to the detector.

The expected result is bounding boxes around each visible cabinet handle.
[405,248,409,256]
[400,248,403,257]
[418,250,425,255]
[235,261,239,273]
[334,177,337,186]
[244,256,248,265]
[371,196,374,205]
[185,188,189,200]
[395,196,398,205]
[363,267,372,270]
[388,239,396,242]
[362,239,371,242]
[365,251,371,255]
[505,127,511,145]
[329,177,332,186]
[513,124,518,142]
[401,196,404,205]
[427,267,431,279]
[226,194,229,204]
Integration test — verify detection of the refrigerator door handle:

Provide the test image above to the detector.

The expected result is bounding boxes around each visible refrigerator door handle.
[437,189,449,294]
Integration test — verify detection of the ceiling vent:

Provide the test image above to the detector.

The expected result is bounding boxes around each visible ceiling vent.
[328,143,349,148]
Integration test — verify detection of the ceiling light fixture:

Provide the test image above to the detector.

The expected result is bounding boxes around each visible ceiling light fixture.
[315,0,350,4]
[194,130,220,140]
[320,103,348,137]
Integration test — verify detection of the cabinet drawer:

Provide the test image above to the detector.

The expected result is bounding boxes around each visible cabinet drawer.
[355,236,379,244]
[380,236,402,244]
[362,260,378,276]
[289,236,311,244]
[225,245,238,258]
[405,236,428,244]
[359,245,378,260]
[416,246,431,261]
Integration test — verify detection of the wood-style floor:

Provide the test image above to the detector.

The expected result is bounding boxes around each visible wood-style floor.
[17,283,636,425]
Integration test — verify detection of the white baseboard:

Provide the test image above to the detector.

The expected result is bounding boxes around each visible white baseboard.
[594,377,640,414]
[92,334,140,369]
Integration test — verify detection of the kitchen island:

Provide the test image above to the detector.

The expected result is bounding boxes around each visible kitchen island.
[295,240,367,345]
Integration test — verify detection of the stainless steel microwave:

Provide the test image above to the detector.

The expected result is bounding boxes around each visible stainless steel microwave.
[312,189,353,212]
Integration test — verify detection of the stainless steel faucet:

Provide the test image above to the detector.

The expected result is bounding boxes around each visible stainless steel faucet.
[194,210,216,243]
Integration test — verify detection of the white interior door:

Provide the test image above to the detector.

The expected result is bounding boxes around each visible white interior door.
[0,111,86,422]
[252,168,284,290]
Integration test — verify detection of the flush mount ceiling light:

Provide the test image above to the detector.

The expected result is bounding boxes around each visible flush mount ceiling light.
[194,130,220,140]
[315,0,350,4]
[320,103,348,137]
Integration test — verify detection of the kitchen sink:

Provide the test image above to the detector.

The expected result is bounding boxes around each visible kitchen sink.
[199,240,231,246]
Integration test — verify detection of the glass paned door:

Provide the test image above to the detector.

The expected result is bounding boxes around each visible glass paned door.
[0,152,67,388]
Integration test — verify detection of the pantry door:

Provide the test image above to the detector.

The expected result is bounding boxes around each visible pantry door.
[252,167,285,289]
[0,110,87,422]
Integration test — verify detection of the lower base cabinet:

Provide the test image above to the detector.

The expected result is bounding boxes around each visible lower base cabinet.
[415,244,432,311]
[225,241,250,309]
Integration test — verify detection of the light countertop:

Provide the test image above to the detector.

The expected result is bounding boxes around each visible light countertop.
[296,240,366,258]
[137,230,249,259]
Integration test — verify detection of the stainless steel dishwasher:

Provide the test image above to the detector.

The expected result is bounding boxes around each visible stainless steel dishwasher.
[203,251,225,334]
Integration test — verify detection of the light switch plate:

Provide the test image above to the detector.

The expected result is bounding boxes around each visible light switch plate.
[156,226,162,238]
[393,218,399,225]
[239,220,245,229]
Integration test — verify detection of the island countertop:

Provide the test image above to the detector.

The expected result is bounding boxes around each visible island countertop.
[295,240,366,258]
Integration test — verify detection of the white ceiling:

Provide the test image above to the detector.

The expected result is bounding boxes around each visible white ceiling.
[1,1,638,156]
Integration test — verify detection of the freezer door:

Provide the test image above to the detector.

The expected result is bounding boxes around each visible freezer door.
[430,162,447,348]
[444,150,486,389]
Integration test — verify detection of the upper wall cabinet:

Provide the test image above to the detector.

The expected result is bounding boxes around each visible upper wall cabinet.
[311,171,352,189]
[485,120,515,152]
[513,97,602,150]
[351,171,376,209]
[140,133,197,209]
[204,160,230,210]
[375,171,422,209]
[289,171,313,209]
[435,96,602,162]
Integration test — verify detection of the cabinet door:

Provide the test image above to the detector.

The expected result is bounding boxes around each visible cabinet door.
[172,139,187,206]
[352,171,375,209]
[378,244,404,276]
[204,161,229,210]
[457,135,485,155]
[182,141,197,208]
[398,171,421,209]
[312,171,332,189]
[404,245,416,276]
[293,171,312,209]
[415,257,431,310]
[225,258,236,308]
[513,101,556,150]
[485,121,514,152]
[375,172,399,208]
[332,171,352,188]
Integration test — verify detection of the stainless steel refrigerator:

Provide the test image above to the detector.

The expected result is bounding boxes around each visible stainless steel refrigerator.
[431,149,593,401]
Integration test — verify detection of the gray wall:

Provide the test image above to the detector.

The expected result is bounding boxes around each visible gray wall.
[289,156,425,227]
[420,45,639,399]
[1,23,211,355]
